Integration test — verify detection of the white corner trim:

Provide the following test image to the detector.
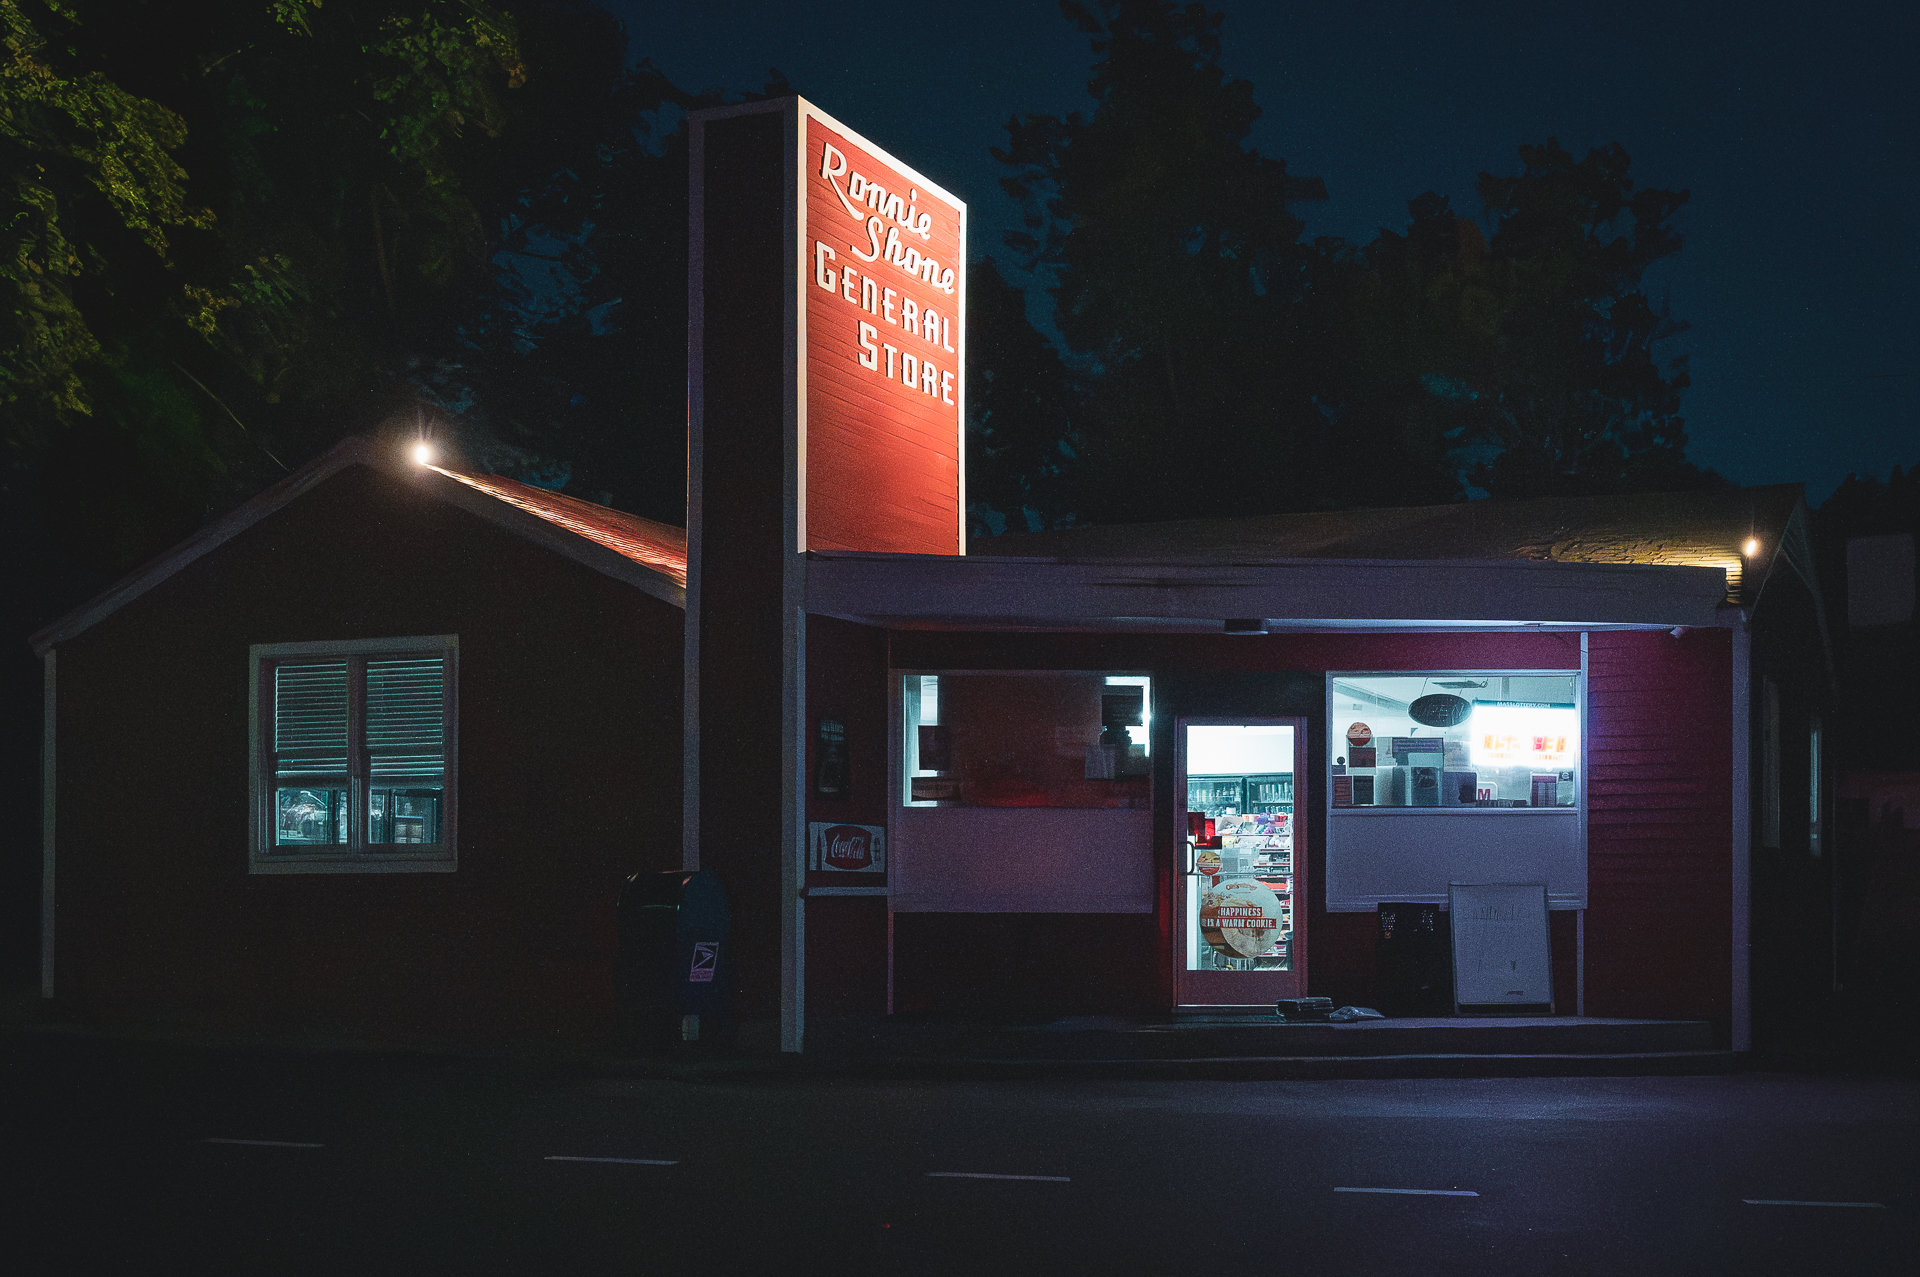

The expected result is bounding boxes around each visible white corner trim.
[40,649,55,1000]
[1730,614,1753,1051]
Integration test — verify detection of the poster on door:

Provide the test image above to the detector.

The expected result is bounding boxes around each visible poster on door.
[1199,878,1285,959]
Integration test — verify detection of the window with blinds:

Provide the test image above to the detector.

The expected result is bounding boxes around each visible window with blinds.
[366,657,445,845]
[254,637,455,868]
[273,661,349,845]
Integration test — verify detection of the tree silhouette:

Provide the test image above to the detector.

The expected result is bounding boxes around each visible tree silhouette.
[994,0,1327,524]
[980,3,1721,532]
[1467,139,1711,497]
[965,257,1083,535]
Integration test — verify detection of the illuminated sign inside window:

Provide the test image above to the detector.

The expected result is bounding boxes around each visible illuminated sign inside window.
[1469,702,1579,769]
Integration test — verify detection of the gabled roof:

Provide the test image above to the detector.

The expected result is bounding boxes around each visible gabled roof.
[30,435,688,655]
[424,464,687,588]
[981,484,1810,606]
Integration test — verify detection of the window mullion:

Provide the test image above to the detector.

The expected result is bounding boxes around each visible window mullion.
[348,655,368,853]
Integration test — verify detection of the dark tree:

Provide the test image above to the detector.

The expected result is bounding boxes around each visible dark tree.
[965,258,1083,535]
[1466,139,1712,498]
[431,28,712,523]
[994,0,1327,524]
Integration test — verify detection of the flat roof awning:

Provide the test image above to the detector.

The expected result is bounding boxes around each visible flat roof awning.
[805,552,1734,633]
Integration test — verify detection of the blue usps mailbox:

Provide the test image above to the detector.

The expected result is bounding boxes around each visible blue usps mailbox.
[616,869,733,1054]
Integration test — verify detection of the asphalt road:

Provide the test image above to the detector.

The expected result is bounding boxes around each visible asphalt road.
[6,1036,1914,1276]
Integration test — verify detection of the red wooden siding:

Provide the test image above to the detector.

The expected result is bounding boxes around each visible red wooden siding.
[1583,629,1734,1022]
[52,466,685,1048]
[802,615,890,1019]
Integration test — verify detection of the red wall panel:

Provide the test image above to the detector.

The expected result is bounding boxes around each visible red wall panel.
[53,466,686,1049]
[1583,629,1734,1022]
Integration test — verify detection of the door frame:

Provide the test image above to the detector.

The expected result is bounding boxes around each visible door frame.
[1173,715,1309,1009]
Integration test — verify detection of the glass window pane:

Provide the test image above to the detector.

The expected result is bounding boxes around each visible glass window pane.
[901,673,1150,809]
[367,657,445,846]
[369,786,442,845]
[1330,673,1580,808]
[276,786,346,845]
[1187,725,1293,971]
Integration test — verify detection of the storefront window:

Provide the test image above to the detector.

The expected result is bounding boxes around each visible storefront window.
[902,672,1151,808]
[1329,672,1581,809]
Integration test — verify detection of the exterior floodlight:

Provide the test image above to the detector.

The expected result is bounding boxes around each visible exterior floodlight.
[412,442,435,466]
[1743,537,1760,557]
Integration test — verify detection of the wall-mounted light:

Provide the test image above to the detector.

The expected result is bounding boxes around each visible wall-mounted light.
[1743,537,1760,557]
[412,442,436,466]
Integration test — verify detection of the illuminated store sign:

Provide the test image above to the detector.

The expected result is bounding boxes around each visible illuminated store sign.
[1470,702,1579,769]
[802,107,966,556]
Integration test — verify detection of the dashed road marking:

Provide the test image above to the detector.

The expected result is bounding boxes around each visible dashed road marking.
[1335,1187,1479,1197]
[545,1155,679,1166]
[203,1138,324,1148]
[927,1172,1071,1183]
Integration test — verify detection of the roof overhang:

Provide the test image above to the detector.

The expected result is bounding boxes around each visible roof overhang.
[29,436,686,656]
[806,551,1734,633]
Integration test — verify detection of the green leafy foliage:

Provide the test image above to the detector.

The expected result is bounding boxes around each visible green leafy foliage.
[1,0,211,432]
[1,0,528,571]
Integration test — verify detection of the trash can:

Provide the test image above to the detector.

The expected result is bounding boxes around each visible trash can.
[616,869,733,1055]
[1375,902,1452,1017]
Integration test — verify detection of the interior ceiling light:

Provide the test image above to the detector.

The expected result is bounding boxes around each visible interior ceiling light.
[412,442,436,466]
[1743,537,1760,557]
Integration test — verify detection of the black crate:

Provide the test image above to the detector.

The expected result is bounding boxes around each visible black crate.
[1276,996,1334,1021]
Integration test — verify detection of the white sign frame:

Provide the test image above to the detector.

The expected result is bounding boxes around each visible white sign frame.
[807,821,887,875]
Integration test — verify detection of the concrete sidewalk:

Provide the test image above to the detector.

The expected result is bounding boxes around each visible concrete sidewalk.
[746,1012,1739,1081]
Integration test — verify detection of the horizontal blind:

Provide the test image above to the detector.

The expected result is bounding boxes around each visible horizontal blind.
[275,662,348,773]
[367,657,445,778]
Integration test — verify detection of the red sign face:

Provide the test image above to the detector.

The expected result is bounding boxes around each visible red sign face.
[819,824,873,871]
[809,820,886,875]
[803,111,965,555]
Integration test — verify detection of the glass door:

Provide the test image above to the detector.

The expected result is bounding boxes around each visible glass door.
[1175,718,1307,1008]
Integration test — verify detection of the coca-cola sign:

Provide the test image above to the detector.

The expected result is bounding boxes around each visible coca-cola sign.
[808,821,886,875]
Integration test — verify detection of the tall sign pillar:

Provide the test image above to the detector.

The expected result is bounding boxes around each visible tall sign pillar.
[686,98,965,1052]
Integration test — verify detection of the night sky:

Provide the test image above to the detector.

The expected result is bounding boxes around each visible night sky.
[610,0,1915,504]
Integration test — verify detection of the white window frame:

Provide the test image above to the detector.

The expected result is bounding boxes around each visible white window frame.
[249,635,459,874]
[1324,668,1588,911]
[1808,714,1823,857]
[1761,678,1782,849]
